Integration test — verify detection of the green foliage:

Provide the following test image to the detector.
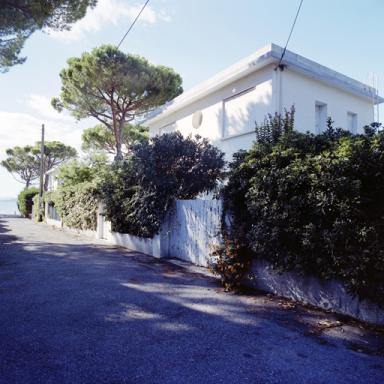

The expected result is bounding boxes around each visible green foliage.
[56,155,107,187]
[34,141,77,169]
[223,117,384,305]
[17,187,39,218]
[100,159,159,237]
[32,194,44,222]
[53,182,98,230]
[56,160,95,187]
[82,123,148,156]
[1,141,76,190]
[100,132,225,237]
[134,132,225,199]
[211,235,251,291]
[0,1,96,72]
[1,146,39,187]
[49,156,107,230]
[52,45,183,160]
[33,141,77,190]
[255,106,295,146]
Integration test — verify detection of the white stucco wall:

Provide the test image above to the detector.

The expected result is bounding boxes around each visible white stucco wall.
[46,168,60,192]
[279,69,374,134]
[162,199,222,267]
[147,65,275,160]
[146,65,375,159]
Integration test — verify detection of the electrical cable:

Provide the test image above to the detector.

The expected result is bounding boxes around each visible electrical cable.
[277,0,304,68]
[117,0,150,49]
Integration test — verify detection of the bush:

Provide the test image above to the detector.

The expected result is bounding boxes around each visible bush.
[32,194,42,221]
[222,113,384,305]
[100,132,225,237]
[53,182,98,230]
[47,156,108,230]
[17,187,39,218]
[211,235,251,291]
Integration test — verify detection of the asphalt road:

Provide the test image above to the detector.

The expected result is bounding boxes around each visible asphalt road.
[0,217,383,384]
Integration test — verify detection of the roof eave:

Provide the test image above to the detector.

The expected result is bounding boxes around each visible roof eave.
[145,45,277,126]
[145,44,384,126]
[273,46,384,105]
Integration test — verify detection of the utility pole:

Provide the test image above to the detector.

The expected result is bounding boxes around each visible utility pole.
[38,124,45,222]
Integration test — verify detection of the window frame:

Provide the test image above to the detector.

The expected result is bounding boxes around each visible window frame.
[347,111,358,134]
[222,86,259,140]
[315,101,327,134]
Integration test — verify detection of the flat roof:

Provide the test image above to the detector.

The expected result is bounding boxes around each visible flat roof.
[145,43,383,125]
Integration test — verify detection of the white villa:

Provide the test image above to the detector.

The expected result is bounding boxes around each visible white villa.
[144,43,384,159]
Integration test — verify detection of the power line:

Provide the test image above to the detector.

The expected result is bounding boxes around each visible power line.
[117,0,150,49]
[277,0,304,68]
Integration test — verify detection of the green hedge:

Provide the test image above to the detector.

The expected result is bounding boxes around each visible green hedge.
[32,194,41,221]
[53,182,98,230]
[223,115,384,305]
[17,187,39,218]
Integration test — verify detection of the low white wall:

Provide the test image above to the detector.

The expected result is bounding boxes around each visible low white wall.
[62,224,97,240]
[48,199,384,325]
[163,199,222,266]
[109,231,161,258]
[244,259,384,326]
[45,213,97,240]
[46,217,62,229]
[96,199,222,264]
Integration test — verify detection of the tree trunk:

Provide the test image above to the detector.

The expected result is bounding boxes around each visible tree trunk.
[114,119,125,161]
[44,174,49,192]
[25,179,30,189]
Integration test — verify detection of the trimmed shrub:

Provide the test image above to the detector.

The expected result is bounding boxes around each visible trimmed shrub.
[17,187,39,218]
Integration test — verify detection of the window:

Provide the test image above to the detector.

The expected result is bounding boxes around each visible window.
[315,101,327,134]
[347,112,357,134]
[222,80,272,139]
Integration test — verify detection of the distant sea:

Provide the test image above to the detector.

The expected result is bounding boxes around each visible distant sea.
[0,198,20,215]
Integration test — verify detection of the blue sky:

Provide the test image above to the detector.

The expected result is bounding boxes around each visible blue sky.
[0,0,383,198]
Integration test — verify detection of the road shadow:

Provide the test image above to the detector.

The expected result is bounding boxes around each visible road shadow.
[0,218,383,383]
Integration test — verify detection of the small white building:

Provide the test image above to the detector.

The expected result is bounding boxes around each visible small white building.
[45,166,60,192]
[145,43,383,159]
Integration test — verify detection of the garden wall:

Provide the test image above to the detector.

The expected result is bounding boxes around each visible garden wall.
[51,199,384,325]
[62,224,97,240]
[46,217,62,229]
[109,232,162,258]
[114,198,383,325]
[96,199,222,266]
[245,260,384,325]
[162,199,222,267]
